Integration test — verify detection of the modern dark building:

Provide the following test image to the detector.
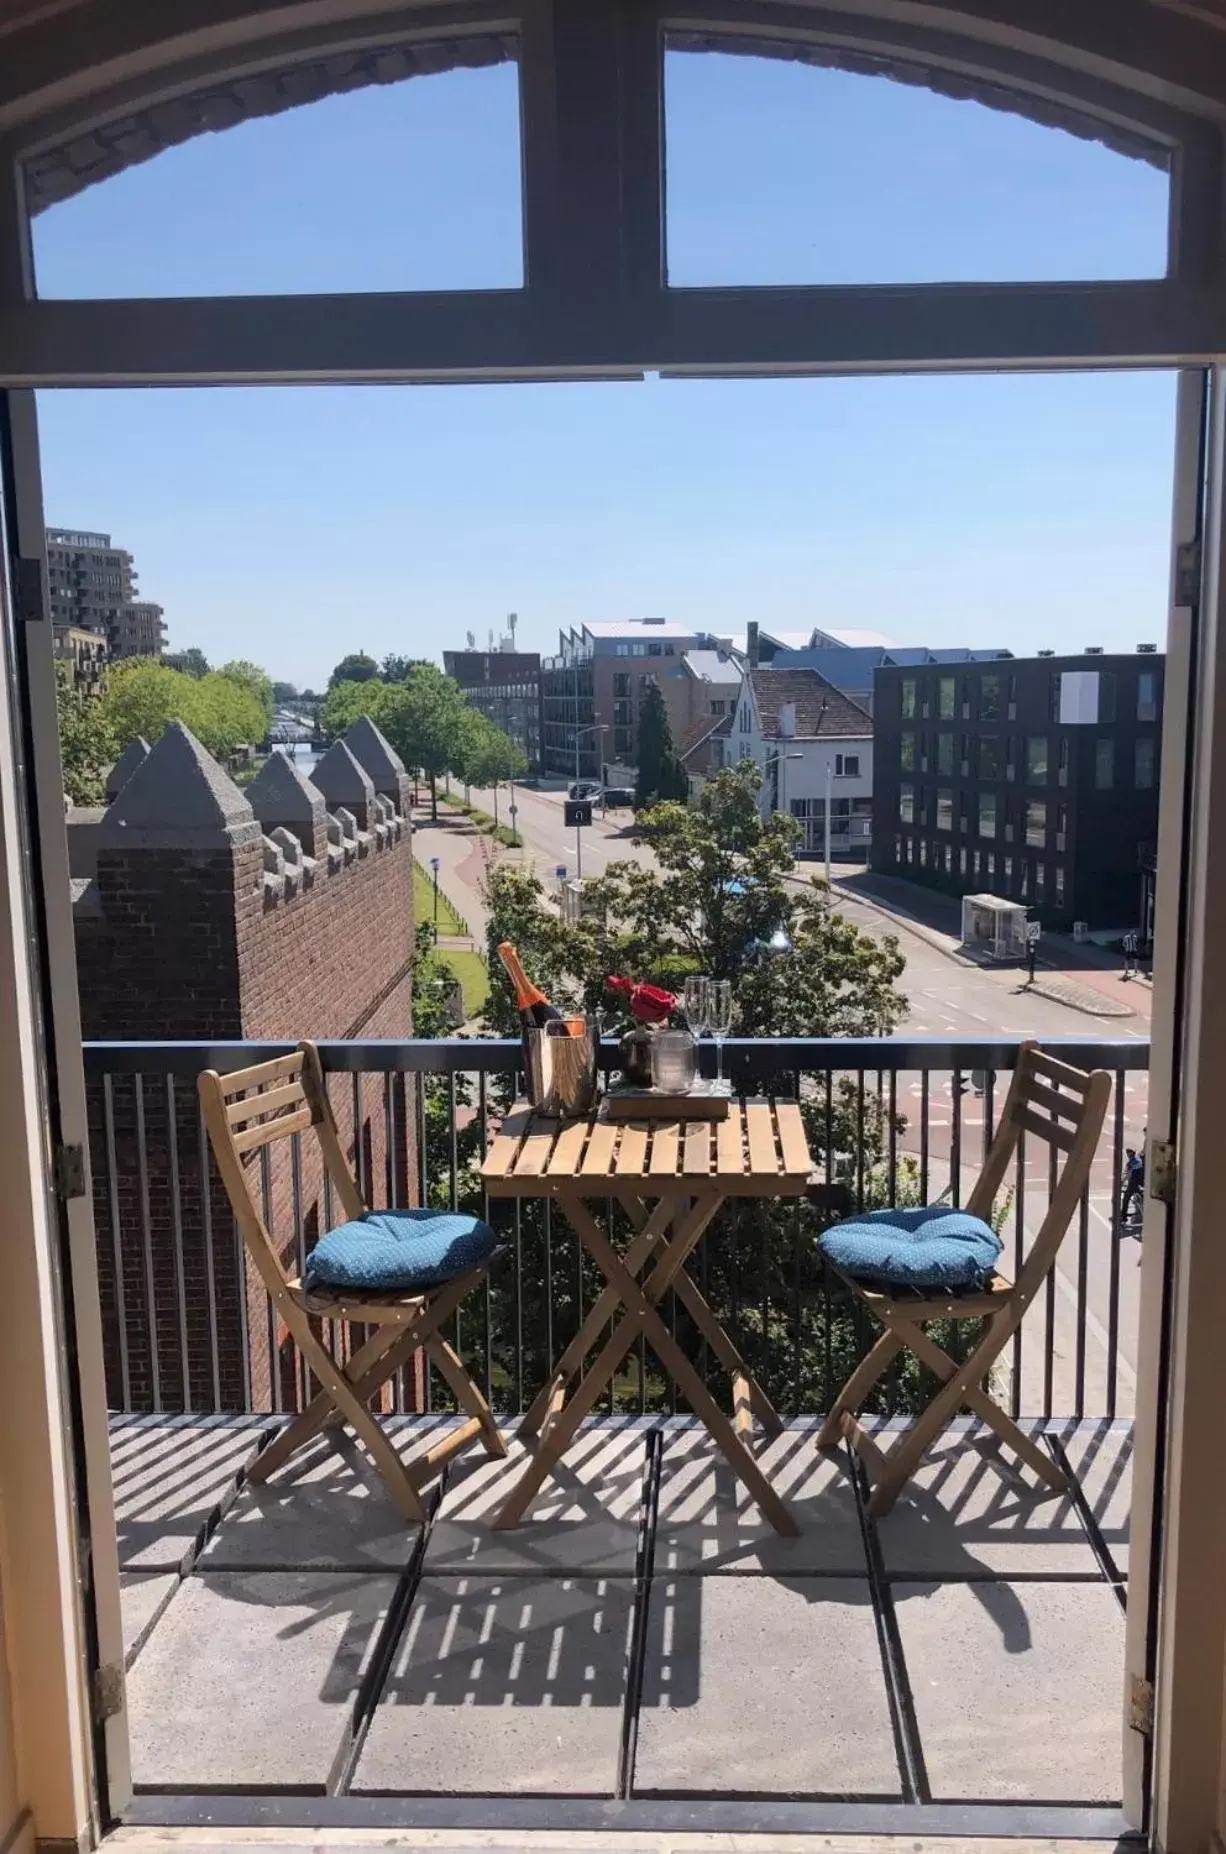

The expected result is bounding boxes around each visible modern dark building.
[443,649,542,772]
[871,650,1164,931]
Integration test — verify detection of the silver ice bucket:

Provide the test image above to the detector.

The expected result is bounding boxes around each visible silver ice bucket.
[525,1018,599,1117]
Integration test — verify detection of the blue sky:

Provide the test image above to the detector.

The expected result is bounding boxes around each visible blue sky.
[32,53,1176,689]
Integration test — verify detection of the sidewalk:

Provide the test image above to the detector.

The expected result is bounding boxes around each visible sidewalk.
[824,868,1150,1025]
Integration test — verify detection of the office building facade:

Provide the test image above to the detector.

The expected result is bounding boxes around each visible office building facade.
[46,526,165,660]
[443,649,542,771]
[871,651,1164,931]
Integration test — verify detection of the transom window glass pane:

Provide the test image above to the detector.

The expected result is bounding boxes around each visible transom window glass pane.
[1025,800,1047,847]
[978,794,997,839]
[901,679,917,719]
[937,677,956,719]
[900,732,916,772]
[1138,672,1158,722]
[936,789,954,832]
[29,47,523,297]
[664,43,1168,286]
[980,674,1002,721]
[936,732,955,775]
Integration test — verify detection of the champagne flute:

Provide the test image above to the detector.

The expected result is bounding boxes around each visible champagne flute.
[706,978,734,1097]
[683,974,708,1093]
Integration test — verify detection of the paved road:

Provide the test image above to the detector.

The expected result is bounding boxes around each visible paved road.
[413,785,1146,1412]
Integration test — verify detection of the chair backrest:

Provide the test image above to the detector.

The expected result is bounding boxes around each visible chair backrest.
[965,1041,1111,1304]
[198,1041,365,1298]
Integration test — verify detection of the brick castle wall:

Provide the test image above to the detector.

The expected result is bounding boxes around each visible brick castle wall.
[76,724,418,1412]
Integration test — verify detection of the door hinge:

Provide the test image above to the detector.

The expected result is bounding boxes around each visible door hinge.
[53,1142,86,1202]
[1175,537,1202,608]
[14,557,44,623]
[92,1663,125,1724]
[1129,1673,1154,1736]
[1149,1138,1177,1207]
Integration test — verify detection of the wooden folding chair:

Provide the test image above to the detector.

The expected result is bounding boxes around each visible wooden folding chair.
[819,1041,1111,1518]
[199,1041,505,1525]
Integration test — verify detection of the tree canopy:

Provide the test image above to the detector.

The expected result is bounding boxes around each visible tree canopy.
[485,760,907,1041]
[163,647,209,679]
[57,665,116,806]
[322,665,525,819]
[635,677,689,806]
[327,652,379,688]
[97,658,271,761]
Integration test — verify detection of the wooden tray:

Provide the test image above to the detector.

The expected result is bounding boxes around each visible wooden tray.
[602,1087,730,1122]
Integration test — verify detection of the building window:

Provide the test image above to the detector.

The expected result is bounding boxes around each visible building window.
[1035,863,1046,901]
[985,850,995,881]
[901,678,917,719]
[980,673,1002,720]
[1135,736,1155,788]
[1055,863,1065,904]
[1098,673,1117,723]
[1056,803,1069,851]
[900,731,916,772]
[979,737,1003,780]
[632,643,647,656]
[1025,800,1047,847]
[1018,862,1029,900]
[959,733,971,773]
[710,700,726,716]
[1007,674,1017,720]
[739,706,752,734]
[738,741,752,761]
[919,839,928,867]
[899,784,914,823]
[1026,736,1048,784]
[960,846,969,875]
[938,676,956,719]
[1095,738,1115,789]
[835,752,860,777]
[1138,672,1158,723]
[648,642,663,657]
[1057,736,1070,786]
[936,789,954,832]
[1003,853,1013,890]
[936,732,954,775]
[978,793,996,838]
[616,643,630,657]
[1049,672,1062,722]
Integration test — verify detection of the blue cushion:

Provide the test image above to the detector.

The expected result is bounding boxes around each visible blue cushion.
[303,1209,497,1294]
[818,1204,1002,1291]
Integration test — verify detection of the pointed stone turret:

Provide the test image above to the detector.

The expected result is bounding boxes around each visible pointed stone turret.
[247,748,327,859]
[100,721,258,848]
[105,735,151,805]
[312,737,375,830]
[344,715,410,813]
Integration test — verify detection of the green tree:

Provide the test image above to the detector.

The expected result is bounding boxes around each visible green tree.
[458,710,528,832]
[216,659,275,731]
[328,652,379,688]
[56,664,116,806]
[321,675,387,740]
[164,647,209,679]
[380,653,420,683]
[98,658,270,763]
[635,677,689,806]
[271,680,298,705]
[377,664,471,821]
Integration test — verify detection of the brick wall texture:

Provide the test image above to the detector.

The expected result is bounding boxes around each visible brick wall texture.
[78,815,418,1413]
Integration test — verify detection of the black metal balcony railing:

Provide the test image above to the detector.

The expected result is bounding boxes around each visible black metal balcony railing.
[82,1036,1148,1429]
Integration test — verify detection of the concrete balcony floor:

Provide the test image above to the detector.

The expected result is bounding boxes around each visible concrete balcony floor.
[110,1413,1132,1823]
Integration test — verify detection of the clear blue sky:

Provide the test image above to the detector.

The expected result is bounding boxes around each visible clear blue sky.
[31,52,1176,689]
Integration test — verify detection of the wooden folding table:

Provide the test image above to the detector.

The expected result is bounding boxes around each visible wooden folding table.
[481,1097,814,1534]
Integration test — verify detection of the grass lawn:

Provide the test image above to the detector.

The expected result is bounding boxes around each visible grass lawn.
[412,859,467,937]
[438,948,489,1020]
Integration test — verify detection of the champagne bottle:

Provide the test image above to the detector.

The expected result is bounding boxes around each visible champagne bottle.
[497,942,563,1027]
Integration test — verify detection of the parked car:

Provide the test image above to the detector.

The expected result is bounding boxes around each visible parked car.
[567,779,603,802]
[603,786,635,808]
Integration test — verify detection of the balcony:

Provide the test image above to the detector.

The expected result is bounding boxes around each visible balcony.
[90,1036,1145,1837]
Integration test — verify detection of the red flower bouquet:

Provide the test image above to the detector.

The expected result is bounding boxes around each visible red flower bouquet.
[606,975,678,1026]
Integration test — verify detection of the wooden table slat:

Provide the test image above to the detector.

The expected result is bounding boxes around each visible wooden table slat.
[744,1097,779,1178]
[775,1100,812,1177]
[683,1120,712,1176]
[716,1107,745,1178]
[545,1116,592,1177]
[483,1105,536,1179]
[580,1119,621,1178]
[614,1122,649,1178]
[648,1122,681,1177]
[513,1117,560,1178]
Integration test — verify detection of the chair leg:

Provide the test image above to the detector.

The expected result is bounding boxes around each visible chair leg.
[817,1329,905,1448]
[425,1334,507,1458]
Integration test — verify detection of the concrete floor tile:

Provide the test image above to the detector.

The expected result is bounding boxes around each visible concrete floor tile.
[893,1579,1125,1801]
[110,1421,265,1570]
[426,1424,646,1575]
[1046,1420,1132,1579]
[126,1571,395,1789]
[654,1427,865,1573]
[635,1576,900,1797]
[353,1576,633,1794]
[877,1427,1100,1576]
[201,1425,465,1570]
[119,1572,178,1663]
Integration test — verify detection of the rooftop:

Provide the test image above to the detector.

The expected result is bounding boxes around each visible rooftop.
[682,648,743,685]
[750,667,874,739]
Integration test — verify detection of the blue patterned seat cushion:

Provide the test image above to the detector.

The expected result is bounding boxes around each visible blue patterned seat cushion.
[303,1209,497,1294]
[818,1205,1002,1291]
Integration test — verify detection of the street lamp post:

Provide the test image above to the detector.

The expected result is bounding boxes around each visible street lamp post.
[429,855,440,932]
[571,721,608,879]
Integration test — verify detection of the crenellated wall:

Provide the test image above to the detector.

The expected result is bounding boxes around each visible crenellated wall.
[74,717,417,1411]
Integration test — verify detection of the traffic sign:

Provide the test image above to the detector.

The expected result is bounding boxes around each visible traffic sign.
[429,856,440,872]
[1026,920,1042,945]
[564,800,593,828]
[555,865,567,881]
